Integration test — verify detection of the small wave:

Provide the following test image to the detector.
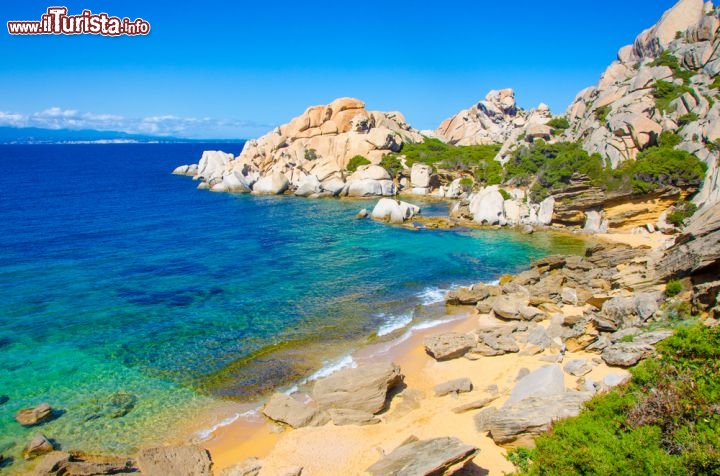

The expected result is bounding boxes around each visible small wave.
[302,354,357,384]
[416,286,452,305]
[377,312,414,337]
[194,408,260,441]
[411,317,458,331]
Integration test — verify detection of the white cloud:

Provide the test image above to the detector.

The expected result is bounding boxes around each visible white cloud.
[0,107,274,139]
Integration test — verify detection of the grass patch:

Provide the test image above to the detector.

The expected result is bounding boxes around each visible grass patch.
[665,279,683,297]
[509,323,720,475]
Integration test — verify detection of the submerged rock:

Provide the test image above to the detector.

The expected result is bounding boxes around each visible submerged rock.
[84,392,137,421]
[366,437,479,476]
[15,403,54,427]
[23,434,55,460]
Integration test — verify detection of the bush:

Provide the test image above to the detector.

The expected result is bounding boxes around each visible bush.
[595,105,611,123]
[653,80,695,113]
[379,154,403,178]
[629,147,707,193]
[678,112,699,126]
[304,148,318,161]
[346,155,370,173]
[499,188,512,201]
[383,138,503,185]
[665,279,683,297]
[649,51,694,84]
[711,76,720,90]
[547,117,570,135]
[511,324,720,475]
[667,201,698,227]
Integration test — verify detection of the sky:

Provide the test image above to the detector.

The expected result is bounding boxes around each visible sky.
[1,0,682,139]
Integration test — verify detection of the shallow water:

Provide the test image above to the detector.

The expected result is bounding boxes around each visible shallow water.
[0,143,586,465]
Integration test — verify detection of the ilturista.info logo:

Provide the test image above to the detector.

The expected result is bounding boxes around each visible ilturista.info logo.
[7,7,151,36]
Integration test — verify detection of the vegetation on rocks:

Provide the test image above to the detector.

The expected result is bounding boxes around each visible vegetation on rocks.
[649,51,694,84]
[653,80,695,113]
[621,145,707,194]
[665,279,683,298]
[509,323,720,475]
[346,155,371,173]
[546,117,570,135]
[595,105,611,123]
[385,138,503,184]
[667,201,699,227]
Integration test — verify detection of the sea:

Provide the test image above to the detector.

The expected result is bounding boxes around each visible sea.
[0,143,586,467]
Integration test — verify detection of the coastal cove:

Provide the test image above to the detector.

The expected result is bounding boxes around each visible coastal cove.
[0,143,587,471]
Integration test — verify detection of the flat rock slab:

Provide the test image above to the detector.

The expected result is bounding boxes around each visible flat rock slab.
[15,403,53,427]
[602,342,655,367]
[507,365,565,404]
[313,362,403,414]
[366,437,478,476]
[489,392,593,444]
[136,445,213,476]
[328,408,380,426]
[434,378,473,397]
[262,393,329,428]
[453,395,499,414]
[563,359,594,377]
[424,333,476,361]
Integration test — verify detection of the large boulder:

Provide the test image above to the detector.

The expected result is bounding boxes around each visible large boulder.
[410,163,433,188]
[197,151,233,183]
[15,403,53,427]
[262,393,329,428]
[366,437,479,476]
[294,174,322,197]
[633,0,705,58]
[601,342,655,367]
[136,445,213,476]
[537,196,555,225]
[312,362,403,415]
[506,365,565,404]
[488,392,593,444]
[600,292,661,330]
[346,179,395,197]
[371,199,420,224]
[251,173,290,195]
[424,332,476,361]
[469,187,506,225]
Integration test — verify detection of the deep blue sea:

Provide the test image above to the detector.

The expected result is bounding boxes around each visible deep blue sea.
[0,143,585,465]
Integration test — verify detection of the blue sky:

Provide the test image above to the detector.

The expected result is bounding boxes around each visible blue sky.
[1,0,680,139]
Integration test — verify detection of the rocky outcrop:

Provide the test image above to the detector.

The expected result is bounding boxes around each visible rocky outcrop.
[23,434,54,460]
[136,445,213,476]
[177,98,424,197]
[435,89,554,161]
[366,437,479,476]
[564,0,720,207]
[32,452,138,475]
[450,185,552,227]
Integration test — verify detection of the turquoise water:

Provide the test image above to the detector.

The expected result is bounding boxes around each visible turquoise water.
[0,144,584,466]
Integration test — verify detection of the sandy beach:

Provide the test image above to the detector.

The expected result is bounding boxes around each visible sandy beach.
[195,231,664,475]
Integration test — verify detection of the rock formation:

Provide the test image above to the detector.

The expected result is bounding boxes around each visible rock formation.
[564,0,720,206]
[175,98,424,197]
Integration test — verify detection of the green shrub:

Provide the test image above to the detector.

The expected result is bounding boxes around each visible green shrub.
[665,279,683,297]
[499,188,512,200]
[630,147,707,193]
[711,76,720,90]
[595,105,611,123]
[304,148,318,161]
[667,201,698,227]
[649,51,694,84]
[383,138,503,185]
[678,112,699,126]
[547,117,570,135]
[512,324,720,475]
[379,154,403,178]
[654,80,695,113]
[459,177,473,188]
[658,130,682,148]
[346,155,370,173]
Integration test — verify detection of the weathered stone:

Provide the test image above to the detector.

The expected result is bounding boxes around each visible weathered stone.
[262,393,329,428]
[136,445,213,476]
[219,457,262,476]
[488,392,593,444]
[366,437,478,476]
[356,208,368,219]
[327,408,380,426]
[23,434,55,460]
[251,173,290,195]
[84,392,137,421]
[30,451,71,475]
[452,395,500,414]
[434,378,473,397]
[491,294,528,320]
[475,407,500,433]
[634,329,674,345]
[602,342,655,367]
[16,403,53,427]
[603,372,632,390]
[563,359,594,377]
[507,365,565,404]
[313,362,403,414]
[371,199,420,224]
[410,163,433,188]
[561,287,579,305]
[424,333,476,361]
[446,285,492,305]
